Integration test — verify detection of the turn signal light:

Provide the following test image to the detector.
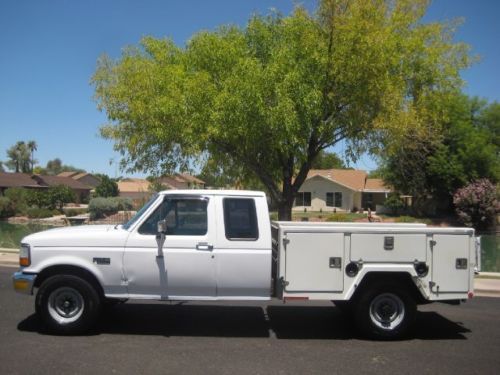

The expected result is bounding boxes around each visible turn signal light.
[19,244,31,267]
[20,257,30,267]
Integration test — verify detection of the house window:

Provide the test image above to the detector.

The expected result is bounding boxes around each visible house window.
[335,192,342,207]
[295,192,311,206]
[326,192,334,207]
[223,198,259,240]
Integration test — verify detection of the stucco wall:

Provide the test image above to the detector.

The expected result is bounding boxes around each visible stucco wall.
[293,176,358,212]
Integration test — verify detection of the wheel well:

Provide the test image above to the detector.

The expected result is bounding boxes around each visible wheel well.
[34,265,105,299]
[352,272,427,304]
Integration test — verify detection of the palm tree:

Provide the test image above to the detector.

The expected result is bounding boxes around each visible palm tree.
[6,141,30,173]
[27,140,37,173]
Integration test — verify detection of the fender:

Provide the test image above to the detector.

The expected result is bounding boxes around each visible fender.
[24,249,127,297]
[344,263,430,300]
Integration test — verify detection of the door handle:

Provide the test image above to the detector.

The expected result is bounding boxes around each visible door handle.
[196,242,213,251]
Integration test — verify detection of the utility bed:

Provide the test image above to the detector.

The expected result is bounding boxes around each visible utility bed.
[272,221,477,302]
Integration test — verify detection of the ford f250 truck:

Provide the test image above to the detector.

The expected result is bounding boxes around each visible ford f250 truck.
[13,190,479,339]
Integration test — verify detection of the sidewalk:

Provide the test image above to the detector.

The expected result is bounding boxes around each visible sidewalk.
[1,251,499,297]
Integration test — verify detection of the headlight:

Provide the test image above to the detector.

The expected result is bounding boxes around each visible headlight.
[19,243,31,267]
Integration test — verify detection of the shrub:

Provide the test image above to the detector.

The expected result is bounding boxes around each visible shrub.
[383,193,405,215]
[326,213,349,222]
[269,212,278,221]
[26,208,56,218]
[0,197,15,218]
[64,208,87,217]
[47,185,76,211]
[89,197,133,220]
[94,175,119,198]
[453,179,500,230]
[25,189,50,209]
[114,197,133,211]
[352,206,359,213]
[4,187,29,214]
[89,198,117,219]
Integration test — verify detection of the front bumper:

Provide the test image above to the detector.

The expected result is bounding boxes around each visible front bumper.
[12,272,37,295]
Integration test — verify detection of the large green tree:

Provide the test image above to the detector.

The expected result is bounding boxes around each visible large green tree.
[35,158,85,176]
[93,0,469,219]
[380,94,499,212]
[311,150,346,169]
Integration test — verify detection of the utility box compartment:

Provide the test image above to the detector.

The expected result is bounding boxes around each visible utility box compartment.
[284,232,344,292]
[431,234,470,293]
[350,233,427,262]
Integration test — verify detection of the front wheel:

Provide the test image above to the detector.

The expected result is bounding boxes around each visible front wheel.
[35,275,101,334]
[354,284,416,340]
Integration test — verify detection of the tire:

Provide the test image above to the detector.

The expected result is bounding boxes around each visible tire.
[35,275,101,334]
[354,283,416,340]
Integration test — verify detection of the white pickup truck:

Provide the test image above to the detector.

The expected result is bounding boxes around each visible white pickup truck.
[13,190,479,339]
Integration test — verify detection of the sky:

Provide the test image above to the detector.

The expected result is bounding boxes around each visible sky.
[0,0,499,177]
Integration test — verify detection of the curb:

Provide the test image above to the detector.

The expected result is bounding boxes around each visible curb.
[0,248,19,254]
[474,290,500,298]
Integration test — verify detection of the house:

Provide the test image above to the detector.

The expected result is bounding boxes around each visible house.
[157,173,205,189]
[117,178,152,201]
[31,175,92,203]
[0,172,41,195]
[58,172,101,188]
[294,169,392,212]
[0,172,92,203]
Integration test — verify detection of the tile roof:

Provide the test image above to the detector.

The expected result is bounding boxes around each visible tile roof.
[305,169,392,192]
[177,173,205,185]
[57,171,79,178]
[117,178,151,192]
[33,175,92,190]
[72,172,90,180]
[0,172,40,188]
[307,169,368,191]
[364,178,391,192]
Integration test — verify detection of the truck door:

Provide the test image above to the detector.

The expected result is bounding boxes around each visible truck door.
[284,232,344,292]
[430,234,471,294]
[213,196,272,299]
[124,195,216,299]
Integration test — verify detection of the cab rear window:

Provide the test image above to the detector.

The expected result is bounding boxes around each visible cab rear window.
[223,198,259,241]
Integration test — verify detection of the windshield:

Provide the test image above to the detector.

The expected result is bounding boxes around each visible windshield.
[122,194,160,230]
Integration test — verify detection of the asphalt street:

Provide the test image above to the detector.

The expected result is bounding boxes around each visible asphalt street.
[1,266,499,375]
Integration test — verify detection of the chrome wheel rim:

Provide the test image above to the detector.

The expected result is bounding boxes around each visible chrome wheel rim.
[369,293,405,330]
[48,287,84,324]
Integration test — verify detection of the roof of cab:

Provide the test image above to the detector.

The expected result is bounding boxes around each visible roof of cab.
[158,189,266,197]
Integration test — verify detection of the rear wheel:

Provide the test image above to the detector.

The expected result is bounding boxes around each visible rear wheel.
[354,284,416,339]
[35,275,101,334]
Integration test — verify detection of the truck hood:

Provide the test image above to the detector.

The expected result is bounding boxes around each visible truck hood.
[22,225,130,248]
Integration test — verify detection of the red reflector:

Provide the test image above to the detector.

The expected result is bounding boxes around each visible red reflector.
[468,292,474,299]
[284,296,309,301]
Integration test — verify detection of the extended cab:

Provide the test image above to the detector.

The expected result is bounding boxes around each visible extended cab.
[13,190,479,339]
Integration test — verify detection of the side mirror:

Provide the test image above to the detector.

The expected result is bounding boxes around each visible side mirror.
[157,219,167,234]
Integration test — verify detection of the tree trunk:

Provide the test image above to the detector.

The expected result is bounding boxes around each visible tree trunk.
[277,201,293,221]
[277,185,296,221]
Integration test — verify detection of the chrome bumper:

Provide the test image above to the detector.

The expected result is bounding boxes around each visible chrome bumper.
[12,272,37,295]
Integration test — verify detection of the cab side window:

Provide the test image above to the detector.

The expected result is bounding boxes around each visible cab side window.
[139,198,208,235]
[223,198,259,240]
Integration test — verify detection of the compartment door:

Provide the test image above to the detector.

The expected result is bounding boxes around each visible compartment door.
[284,232,344,292]
[431,234,470,293]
